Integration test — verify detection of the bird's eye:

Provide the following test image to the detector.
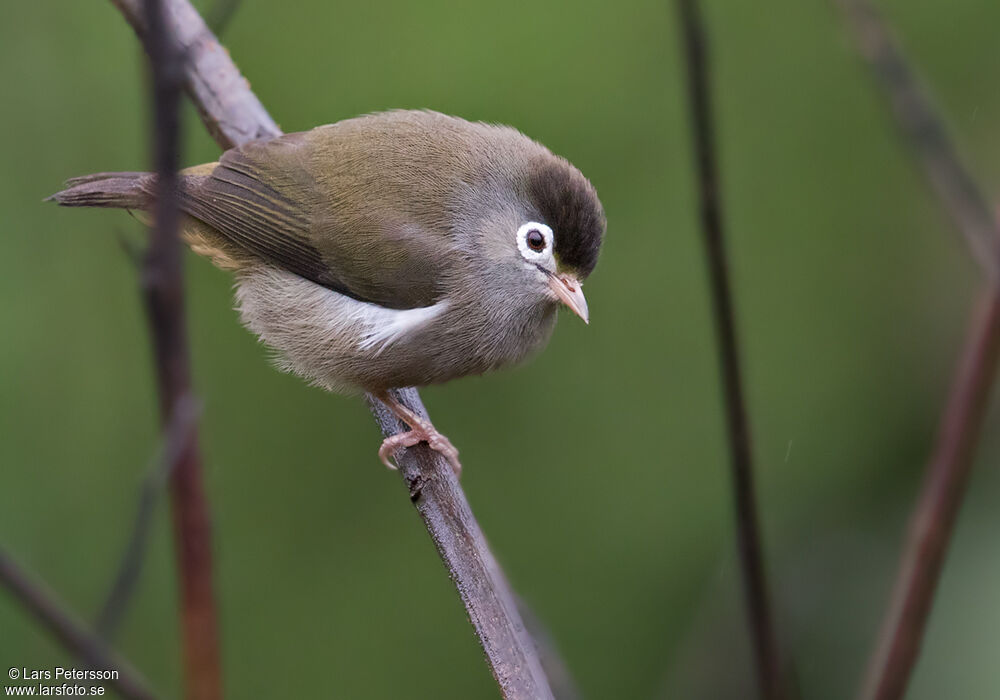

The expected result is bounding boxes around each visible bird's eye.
[516,221,553,261]
[526,229,546,251]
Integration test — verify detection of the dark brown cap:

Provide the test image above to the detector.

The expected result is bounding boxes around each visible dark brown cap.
[528,156,606,279]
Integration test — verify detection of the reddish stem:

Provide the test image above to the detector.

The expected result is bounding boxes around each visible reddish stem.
[862,288,1000,700]
[141,0,221,698]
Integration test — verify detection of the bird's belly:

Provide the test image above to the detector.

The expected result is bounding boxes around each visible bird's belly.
[233,264,556,393]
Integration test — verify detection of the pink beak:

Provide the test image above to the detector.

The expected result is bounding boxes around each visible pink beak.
[548,274,589,324]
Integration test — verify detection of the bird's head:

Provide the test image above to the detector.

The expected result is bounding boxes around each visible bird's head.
[497,155,605,324]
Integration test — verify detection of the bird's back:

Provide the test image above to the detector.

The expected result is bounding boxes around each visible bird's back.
[177,110,553,311]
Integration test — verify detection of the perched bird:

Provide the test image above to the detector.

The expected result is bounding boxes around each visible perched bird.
[50,110,606,474]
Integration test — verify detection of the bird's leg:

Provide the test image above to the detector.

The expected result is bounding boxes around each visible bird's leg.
[374,392,462,477]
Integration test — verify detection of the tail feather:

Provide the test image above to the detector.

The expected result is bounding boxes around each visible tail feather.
[47,172,153,210]
[48,167,252,273]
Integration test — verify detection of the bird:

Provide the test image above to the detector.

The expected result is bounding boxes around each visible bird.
[49,110,606,475]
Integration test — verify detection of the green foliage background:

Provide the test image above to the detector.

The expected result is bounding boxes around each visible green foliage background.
[1,1,998,697]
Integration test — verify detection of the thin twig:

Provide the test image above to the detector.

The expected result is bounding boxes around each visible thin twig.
[109,1,558,697]
[0,548,158,700]
[141,1,221,699]
[834,0,1000,280]
[675,1,786,698]
[861,287,1000,700]
[833,2,1000,698]
[98,396,201,638]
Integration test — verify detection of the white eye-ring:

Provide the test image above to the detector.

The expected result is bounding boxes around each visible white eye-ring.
[516,221,554,261]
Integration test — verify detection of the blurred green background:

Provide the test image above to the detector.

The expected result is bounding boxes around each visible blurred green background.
[1,1,998,698]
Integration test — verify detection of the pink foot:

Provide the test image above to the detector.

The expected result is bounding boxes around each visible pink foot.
[378,426,462,476]
[374,391,463,476]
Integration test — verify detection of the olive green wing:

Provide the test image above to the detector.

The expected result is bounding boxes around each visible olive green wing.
[179,126,452,310]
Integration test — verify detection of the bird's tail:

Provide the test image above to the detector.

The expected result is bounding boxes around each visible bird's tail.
[47,172,154,210]
[49,166,251,273]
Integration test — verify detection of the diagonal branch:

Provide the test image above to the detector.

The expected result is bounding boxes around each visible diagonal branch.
[367,391,556,699]
[861,286,1000,700]
[111,0,280,150]
[0,548,158,700]
[675,1,787,699]
[139,1,221,698]
[834,0,1000,280]
[110,1,557,697]
[834,2,1000,698]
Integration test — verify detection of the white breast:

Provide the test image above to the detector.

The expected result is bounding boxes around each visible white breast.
[233,264,448,391]
[356,299,450,355]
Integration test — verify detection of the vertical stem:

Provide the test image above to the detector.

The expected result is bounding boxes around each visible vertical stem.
[861,287,1000,700]
[675,1,786,698]
[142,1,221,698]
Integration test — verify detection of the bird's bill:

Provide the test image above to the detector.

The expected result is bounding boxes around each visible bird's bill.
[549,274,589,324]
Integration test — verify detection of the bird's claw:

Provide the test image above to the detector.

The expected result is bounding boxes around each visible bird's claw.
[378,428,462,477]
[427,432,461,477]
[378,430,420,470]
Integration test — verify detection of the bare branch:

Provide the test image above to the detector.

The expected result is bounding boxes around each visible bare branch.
[140,1,221,698]
[675,1,787,698]
[834,0,1000,280]
[111,0,281,150]
[0,548,158,700]
[367,391,555,699]
[861,286,1000,700]
[108,1,559,697]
